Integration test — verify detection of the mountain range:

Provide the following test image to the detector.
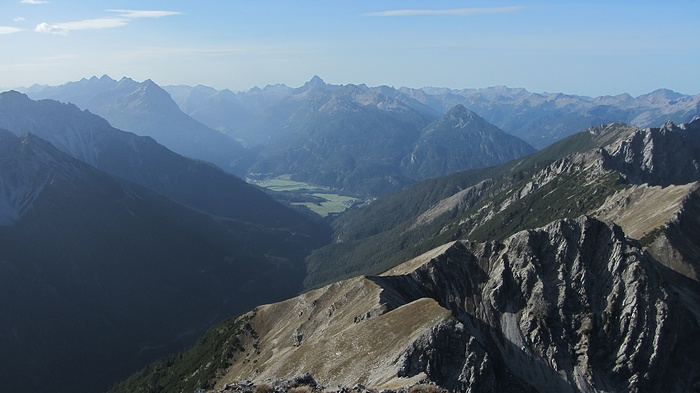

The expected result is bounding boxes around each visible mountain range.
[110,116,700,392]
[0,92,330,393]
[26,76,700,196]
[24,75,253,175]
[4,76,700,393]
[167,77,700,150]
[23,76,534,196]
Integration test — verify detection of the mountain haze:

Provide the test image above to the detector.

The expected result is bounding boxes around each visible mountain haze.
[24,75,252,175]
[400,86,700,148]
[0,91,328,234]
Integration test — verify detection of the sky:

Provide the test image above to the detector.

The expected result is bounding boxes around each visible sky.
[0,0,698,97]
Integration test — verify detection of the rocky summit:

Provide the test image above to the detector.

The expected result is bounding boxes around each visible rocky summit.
[113,216,700,393]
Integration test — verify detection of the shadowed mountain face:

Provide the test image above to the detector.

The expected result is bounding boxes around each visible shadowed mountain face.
[24,75,252,175]
[0,91,330,236]
[0,131,323,393]
[0,92,332,393]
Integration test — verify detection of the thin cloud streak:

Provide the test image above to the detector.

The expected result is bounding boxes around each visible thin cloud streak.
[0,26,23,34]
[107,9,183,19]
[14,17,26,22]
[35,9,180,35]
[36,18,129,34]
[364,6,525,17]
[20,0,48,4]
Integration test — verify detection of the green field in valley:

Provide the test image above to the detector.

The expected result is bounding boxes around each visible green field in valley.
[249,175,362,217]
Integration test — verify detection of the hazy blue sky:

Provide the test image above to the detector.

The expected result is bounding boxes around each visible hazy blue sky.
[1,1,698,96]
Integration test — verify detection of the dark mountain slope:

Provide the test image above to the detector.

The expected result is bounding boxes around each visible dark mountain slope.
[0,131,314,393]
[24,75,252,175]
[0,91,330,237]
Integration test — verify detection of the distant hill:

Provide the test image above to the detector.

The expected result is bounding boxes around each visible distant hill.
[169,79,700,151]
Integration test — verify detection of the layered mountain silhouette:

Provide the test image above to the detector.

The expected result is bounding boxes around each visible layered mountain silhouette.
[24,75,252,175]
[171,77,700,150]
[0,91,328,233]
[26,76,544,196]
[0,94,330,393]
[400,85,700,148]
[170,77,537,195]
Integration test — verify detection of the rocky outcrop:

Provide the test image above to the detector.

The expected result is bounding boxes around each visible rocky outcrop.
[376,216,700,392]
[151,216,699,393]
[602,117,700,186]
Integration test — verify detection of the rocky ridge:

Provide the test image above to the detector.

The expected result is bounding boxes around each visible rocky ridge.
[117,216,700,392]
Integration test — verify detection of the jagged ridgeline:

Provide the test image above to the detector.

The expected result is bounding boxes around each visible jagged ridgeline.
[110,118,700,392]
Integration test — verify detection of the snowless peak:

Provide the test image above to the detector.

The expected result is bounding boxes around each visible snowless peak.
[445,104,479,122]
[302,75,328,90]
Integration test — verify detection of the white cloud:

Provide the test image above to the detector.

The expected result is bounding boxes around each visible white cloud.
[35,9,181,35]
[364,6,525,17]
[0,26,23,34]
[107,9,182,19]
[14,17,26,22]
[35,22,67,34]
[35,18,129,35]
[20,0,49,4]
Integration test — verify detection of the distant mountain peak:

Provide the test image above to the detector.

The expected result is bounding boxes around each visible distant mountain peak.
[444,104,480,125]
[300,75,328,90]
[0,90,30,103]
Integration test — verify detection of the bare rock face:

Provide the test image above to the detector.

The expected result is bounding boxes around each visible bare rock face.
[378,217,700,392]
[602,117,700,186]
[210,216,699,392]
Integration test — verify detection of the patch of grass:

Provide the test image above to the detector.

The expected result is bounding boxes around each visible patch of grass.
[292,193,360,217]
[252,175,361,217]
